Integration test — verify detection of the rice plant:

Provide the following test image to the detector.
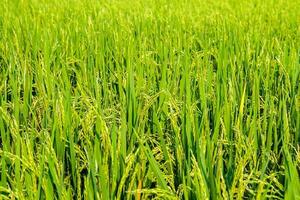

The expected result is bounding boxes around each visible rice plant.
[0,0,299,199]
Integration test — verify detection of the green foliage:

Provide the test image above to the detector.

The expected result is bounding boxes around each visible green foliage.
[0,0,299,199]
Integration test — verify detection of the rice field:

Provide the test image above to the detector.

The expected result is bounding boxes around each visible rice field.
[0,0,299,199]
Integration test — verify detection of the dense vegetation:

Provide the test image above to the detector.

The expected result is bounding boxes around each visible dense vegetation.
[0,0,299,199]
